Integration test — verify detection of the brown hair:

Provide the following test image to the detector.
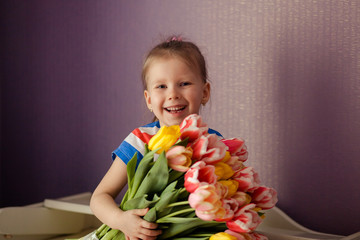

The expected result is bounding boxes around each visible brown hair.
[141,36,208,90]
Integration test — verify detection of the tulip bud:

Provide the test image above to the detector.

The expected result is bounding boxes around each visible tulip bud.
[210,232,238,240]
[166,145,193,172]
[251,186,278,210]
[148,125,181,153]
[180,114,209,143]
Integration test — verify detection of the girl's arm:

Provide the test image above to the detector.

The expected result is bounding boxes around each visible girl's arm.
[90,156,162,240]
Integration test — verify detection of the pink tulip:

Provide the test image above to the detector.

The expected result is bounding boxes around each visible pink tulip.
[232,167,261,193]
[251,186,278,210]
[215,198,239,222]
[232,191,252,207]
[166,145,193,172]
[226,204,262,233]
[221,138,248,162]
[248,232,269,240]
[184,161,217,193]
[192,134,227,164]
[214,181,229,199]
[180,114,209,143]
[224,155,245,172]
[189,184,223,221]
[237,144,248,162]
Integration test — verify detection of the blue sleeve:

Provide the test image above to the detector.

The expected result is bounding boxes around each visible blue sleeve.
[208,128,223,138]
[112,141,144,165]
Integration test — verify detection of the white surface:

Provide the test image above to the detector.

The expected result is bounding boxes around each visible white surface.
[0,193,101,240]
[1,193,358,240]
[44,192,94,215]
[258,207,360,240]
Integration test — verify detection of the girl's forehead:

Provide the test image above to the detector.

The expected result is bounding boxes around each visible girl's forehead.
[147,56,199,76]
[150,55,183,65]
[143,55,203,89]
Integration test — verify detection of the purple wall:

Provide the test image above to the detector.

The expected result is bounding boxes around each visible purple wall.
[1,0,359,236]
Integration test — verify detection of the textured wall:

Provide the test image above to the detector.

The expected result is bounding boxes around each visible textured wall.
[1,0,359,236]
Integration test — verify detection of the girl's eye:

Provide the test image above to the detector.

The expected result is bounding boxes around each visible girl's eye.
[156,84,166,89]
[180,82,191,86]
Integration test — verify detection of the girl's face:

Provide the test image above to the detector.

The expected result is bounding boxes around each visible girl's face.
[144,57,210,127]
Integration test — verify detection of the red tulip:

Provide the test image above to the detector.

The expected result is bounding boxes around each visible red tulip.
[221,138,248,162]
[180,114,209,143]
[184,161,217,193]
[232,167,261,193]
[226,204,262,233]
[192,134,227,164]
[251,186,278,210]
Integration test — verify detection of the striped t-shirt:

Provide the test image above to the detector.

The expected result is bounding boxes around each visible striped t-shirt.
[112,121,222,166]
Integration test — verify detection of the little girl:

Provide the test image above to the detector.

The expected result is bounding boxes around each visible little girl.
[90,36,222,240]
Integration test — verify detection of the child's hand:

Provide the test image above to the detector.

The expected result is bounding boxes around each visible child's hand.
[119,208,162,240]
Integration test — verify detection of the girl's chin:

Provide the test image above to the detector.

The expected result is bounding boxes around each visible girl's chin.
[160,115,187,126]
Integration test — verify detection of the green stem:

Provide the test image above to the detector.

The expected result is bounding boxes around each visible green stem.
[179,188,188,194]
[166,200,189,208]
[157,208,194,222]
[97,225,111,239]
[95,224,107,236]
[188,233,213,237]
[101,229,120,240]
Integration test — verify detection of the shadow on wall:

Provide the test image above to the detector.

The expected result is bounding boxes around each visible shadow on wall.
[275,29,360,235]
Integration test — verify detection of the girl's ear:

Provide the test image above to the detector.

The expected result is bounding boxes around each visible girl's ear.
[201,82,211,105]
[144,90,152,110]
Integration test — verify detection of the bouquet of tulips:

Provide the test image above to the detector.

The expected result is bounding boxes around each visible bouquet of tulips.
[84,114,278,240]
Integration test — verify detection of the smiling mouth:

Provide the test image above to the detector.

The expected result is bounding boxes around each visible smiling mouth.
[164,106,186,113]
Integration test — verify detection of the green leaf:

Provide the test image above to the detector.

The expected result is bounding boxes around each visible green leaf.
[130,149,157,198]
[158,218,220,239]
[144,143,150,155]
[121,152,138,205]
[173,137,189,147]
[258,211,265,217]
[120,190,129,208]
[168,169,185,185]
[134,152,169,198]
[155,181,178,211]
[122,194,160,211]
[154,182,184,218]
[143,206,157,222]
[127,152,138,189]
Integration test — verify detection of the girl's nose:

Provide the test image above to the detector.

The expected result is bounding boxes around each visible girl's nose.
[168,87,180,100]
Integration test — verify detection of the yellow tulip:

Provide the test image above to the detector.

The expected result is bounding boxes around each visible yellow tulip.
[210,232,237,240]
[219,180,239,198]
[214,162,234,180]
[221,151,231,162]
[148,125,181,153]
